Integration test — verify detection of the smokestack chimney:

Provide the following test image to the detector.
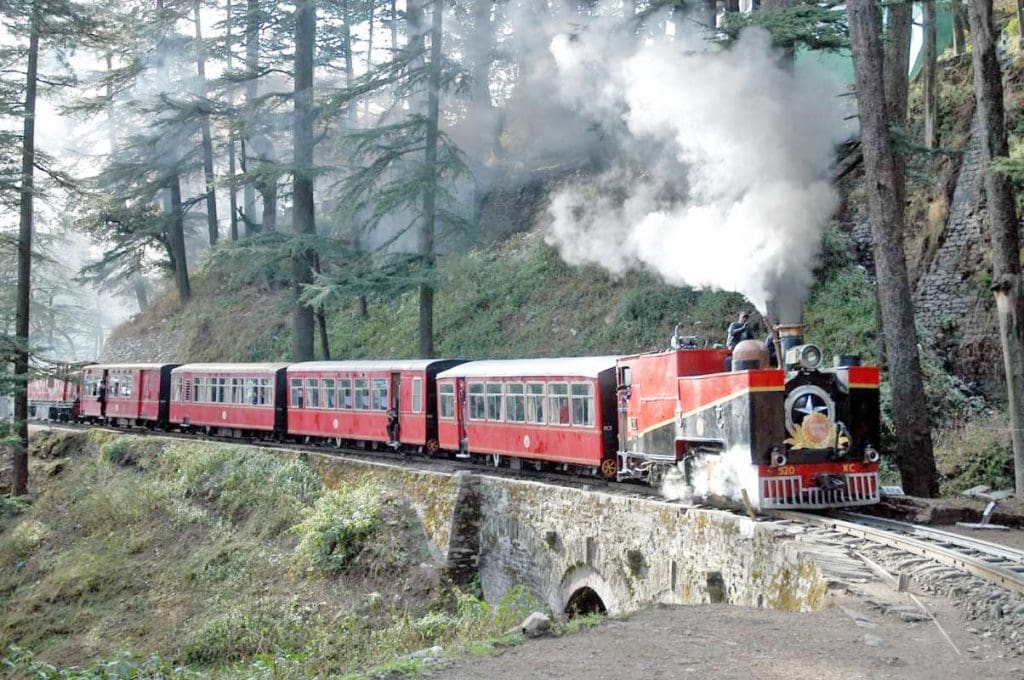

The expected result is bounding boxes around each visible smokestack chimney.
[778,324,804,354]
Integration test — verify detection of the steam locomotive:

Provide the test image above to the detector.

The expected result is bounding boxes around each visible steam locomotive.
[27,324,880,510]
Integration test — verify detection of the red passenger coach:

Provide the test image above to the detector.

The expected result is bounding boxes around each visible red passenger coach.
[169,363,289,435]
[286,360,465,449]
[27,372,83,421]
[79,363,178,425]
[436,357,619,476]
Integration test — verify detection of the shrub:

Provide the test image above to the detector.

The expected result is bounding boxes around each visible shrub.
[0,519,47,567]
[2,647,200,679]
[934,411,1015,494]
[160,443,322,535]
[100,437,136,466]
[292,483,384,574]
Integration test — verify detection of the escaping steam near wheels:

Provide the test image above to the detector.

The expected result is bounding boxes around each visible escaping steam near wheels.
[544,26,850,321]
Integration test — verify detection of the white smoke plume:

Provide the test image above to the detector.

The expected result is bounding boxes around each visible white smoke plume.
[544,26,849,320]
[661,444,761,506]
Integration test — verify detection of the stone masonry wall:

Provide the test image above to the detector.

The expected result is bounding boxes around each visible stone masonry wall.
[914,113,987,344]
[476,477,825,616]
[305,451,826,617]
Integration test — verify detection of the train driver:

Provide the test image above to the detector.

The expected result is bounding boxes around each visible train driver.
[726,311,755,349]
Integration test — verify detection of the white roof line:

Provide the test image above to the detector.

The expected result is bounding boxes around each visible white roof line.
[438,356,619,379]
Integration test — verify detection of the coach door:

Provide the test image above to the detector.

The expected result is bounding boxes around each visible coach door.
[456,377,469,454]
[390,372,401,412]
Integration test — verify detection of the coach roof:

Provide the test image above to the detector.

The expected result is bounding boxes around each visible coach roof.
[437,357,619,380]
[287,360,453,372]
[172,363,291,374]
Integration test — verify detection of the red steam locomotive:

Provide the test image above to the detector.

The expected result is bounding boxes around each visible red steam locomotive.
[29,324,880,510]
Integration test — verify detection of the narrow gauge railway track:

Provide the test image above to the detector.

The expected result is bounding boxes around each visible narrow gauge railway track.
[32,421,665,502]
[770,510,1024,596]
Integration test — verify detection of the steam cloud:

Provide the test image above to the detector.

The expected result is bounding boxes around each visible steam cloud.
[544,26,849,320]
[661,444,761,506]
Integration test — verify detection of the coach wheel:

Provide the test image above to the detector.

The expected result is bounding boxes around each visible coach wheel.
[426,439,439,456]
[599,458,618,479]
[491,453,501,468]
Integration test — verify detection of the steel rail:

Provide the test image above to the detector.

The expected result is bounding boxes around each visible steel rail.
[770,510,1024,596]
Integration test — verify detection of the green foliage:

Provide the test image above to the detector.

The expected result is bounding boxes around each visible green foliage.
[160,443,322,536]
[718,0,848,51]
[99,436,135,465]
[2,646,200,679]
[292,483,385,573]
[803,264,878,361]
[0,519,47,567]
[934,411,1016,494]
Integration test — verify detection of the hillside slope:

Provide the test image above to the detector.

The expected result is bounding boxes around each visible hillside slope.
[1,431,535,676]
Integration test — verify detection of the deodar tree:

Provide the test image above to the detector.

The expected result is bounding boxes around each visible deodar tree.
[847,0,939,496]
[966,0,1024,498]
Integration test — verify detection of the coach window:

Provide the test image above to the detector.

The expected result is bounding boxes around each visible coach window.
[245,378,257,405]
[505,383,525,422]
[412,378,423,413]
[468,382,486,421]
[323,379,337,409]
[372,378,388,411]
[548,383,570,425]
[341,379,353,409]
[486,383,503,421]
[291,378,304,408]
[526,382,545,423]
[306,378,321,408]
[571,383,595,427]
[172,377,182,402]
[258,379,271,405]
[355,379,370,410]
[192,378,202,402]
[122,376,134,398]
[439,383,455,418]
[230,378,242,404]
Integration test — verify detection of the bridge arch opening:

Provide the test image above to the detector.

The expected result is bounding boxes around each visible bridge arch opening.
[564,586,607,618]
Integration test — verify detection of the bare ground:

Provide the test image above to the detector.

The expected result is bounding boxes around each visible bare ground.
[428,592,1022,680]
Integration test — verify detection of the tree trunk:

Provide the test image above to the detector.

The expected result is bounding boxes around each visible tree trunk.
[244,0,260,234]
[342,0,356,126]
[364,0,374,120]
[167,175,191,302]
[923,0,938,149]
[967,0,1024,498]
[848,0,939,497]
[226,0,240,241]
[883,1,912,128]
[884,0,912,202]
[952,0,966,55]
[194,0,219,246]
[418,0,442,360]
[133,276,149,311]
[390,0,398,52]
[292,0,316,362]
[1018,0,1024,52]
[12,8,39,497]
[260,183,277,230]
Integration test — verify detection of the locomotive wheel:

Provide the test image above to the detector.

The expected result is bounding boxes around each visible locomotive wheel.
[599,458,618,479]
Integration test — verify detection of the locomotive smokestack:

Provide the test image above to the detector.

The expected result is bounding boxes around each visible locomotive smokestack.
[778,324,804,354]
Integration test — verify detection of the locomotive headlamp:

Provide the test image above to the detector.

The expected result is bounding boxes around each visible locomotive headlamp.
[785,344,824,370]
[770,448,787,467]
[864,445,881,463]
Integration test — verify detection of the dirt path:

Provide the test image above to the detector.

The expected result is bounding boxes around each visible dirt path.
[428,594,1021,680]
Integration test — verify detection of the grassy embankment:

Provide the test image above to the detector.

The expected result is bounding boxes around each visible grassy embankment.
[0,430,551,678]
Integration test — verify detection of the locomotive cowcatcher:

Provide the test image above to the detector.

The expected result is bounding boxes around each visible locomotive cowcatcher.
[615,325,881,509]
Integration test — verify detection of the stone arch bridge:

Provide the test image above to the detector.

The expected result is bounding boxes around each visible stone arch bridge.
[308,452,826,616]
